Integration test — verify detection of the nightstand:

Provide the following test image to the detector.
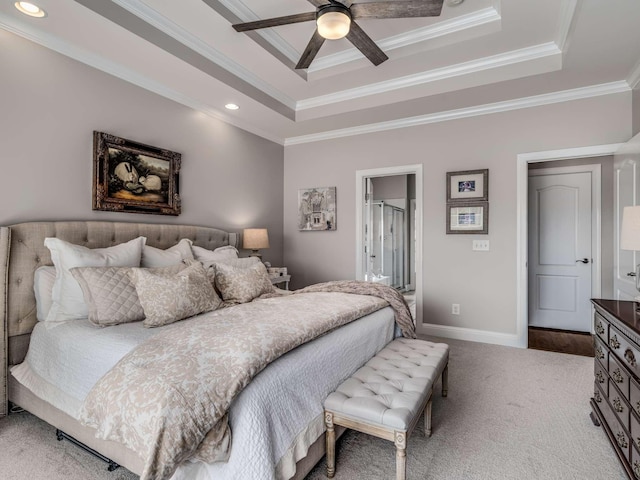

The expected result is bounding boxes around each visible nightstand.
[267,267,290,290]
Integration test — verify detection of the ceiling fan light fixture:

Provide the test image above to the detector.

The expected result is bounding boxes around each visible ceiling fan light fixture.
[317,8,351,40]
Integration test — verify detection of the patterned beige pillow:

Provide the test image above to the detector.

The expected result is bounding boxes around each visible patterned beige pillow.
[201,256,260,289]
[71,263,191,327]
[129,262,221,328]
[214,261,274,304]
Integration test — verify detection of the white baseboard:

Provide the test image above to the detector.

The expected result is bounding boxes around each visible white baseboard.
[418,322,526,349]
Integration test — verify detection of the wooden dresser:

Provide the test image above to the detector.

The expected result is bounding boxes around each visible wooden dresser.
[591,299,640,479]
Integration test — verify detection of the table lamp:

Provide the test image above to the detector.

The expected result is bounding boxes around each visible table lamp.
[243,228,269,259]
[621,206,640,300]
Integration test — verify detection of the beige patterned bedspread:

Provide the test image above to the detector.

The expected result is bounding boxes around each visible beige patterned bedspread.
[79,287,409,480]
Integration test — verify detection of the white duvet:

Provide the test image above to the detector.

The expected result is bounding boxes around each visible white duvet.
[11,305,396,480]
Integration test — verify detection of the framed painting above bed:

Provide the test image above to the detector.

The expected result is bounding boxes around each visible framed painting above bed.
[92,131,181,216]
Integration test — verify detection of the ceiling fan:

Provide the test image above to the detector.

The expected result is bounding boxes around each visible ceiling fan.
[232,0,445,69]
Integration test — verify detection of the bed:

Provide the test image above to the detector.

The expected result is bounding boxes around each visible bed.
[0,221,408,480]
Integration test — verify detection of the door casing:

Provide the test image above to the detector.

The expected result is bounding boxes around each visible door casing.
[356,164,423,328]
[516,144,623,348]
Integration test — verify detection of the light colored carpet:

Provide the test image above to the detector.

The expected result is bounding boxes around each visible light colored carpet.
[0,337,627,480]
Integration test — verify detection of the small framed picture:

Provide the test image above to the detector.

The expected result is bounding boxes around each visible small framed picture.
[447,202,489,234]
[446,169,488,202]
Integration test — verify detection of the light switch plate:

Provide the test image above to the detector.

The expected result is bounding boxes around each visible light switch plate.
[473,239,490,251]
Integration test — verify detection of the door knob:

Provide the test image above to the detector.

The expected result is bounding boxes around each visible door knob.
[575,258,589,264]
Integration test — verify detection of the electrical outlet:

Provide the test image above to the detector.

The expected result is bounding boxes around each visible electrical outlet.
[472,240,490,251]
[452,303,460,315]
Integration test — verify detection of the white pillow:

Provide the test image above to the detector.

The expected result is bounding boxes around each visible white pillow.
[44,236,146,322]
[141,238,194,267]
[34,266,56,321]
[192,245,238,263]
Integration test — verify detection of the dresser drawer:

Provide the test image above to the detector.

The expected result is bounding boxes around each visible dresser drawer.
[596,360,608,395]
[631,378,640,419]
[594,382,605,407]
[595,312,608,343]
[610,325,640,379]
[601,392,631,461]
[609,379,631,430]
[631,411,640,452]
[632,444,640,479]
[610,354,631,400]
[595,335,608,370]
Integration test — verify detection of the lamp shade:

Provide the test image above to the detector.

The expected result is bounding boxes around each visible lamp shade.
[243,228,270,250]
[621,206,640,251]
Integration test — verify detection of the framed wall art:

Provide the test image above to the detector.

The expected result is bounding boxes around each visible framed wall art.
[92,131,181,216]
[298,186,336,231]
[446,169,489,203]
[446,202,489,234]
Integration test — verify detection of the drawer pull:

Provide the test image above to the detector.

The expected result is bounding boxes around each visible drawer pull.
[633,460,640,479]
[596,322,605,335]
[613,397,624,413]
[625,348,637,367]
[617,431,628,449]
[636,400,640,416]
[596,346,604,360]
[594,390,602,403]
[610,335,621,350]
[596,371,605,383]
[613,368,625,384]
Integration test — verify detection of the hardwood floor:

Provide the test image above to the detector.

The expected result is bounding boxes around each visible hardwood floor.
[528,326,594,357]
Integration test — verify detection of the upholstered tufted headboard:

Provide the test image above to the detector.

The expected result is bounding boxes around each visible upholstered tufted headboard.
[0,221,238,417]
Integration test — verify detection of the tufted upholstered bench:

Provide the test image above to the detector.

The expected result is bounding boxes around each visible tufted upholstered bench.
[324,338,449,480]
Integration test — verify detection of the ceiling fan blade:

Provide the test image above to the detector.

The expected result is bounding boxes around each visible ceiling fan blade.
[351,0,444,19]
[346,20,388,66]
[233,12,316,32]
[296,29,326,69]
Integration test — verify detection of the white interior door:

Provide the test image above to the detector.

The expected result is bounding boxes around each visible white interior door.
[614,138,640,300]
[528,171,593,332]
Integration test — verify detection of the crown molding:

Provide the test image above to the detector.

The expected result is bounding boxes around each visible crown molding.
[308,6,501,73]
[628,58,640,89]
[285,81,630,146]
[297,42,561,111]
[0,12,285,145]
[112,0,296,110]
[555,0,579,51]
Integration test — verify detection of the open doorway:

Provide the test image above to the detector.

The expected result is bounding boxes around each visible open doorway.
[356,165,423,327]
[517,144,619,353]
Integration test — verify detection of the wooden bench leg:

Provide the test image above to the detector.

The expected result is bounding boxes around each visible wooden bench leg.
[424,396,432,437]
[325,412,336,478]
[442,364,449,397]
[394,431,407,480]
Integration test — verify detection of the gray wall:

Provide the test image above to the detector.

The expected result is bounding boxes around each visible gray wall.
[283,94,631,335]
[0,30,284,266]
[634,87,640,137]
[372,175,407,200]
[529,156,614,299]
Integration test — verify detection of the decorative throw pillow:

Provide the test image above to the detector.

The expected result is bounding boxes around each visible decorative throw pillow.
[192,244,238,263]
[129,262,221,328]
[70,262,190,327]
[201,256,260,288]
[141,238,194,267]
[214,261,274,304]
[44,236,146,322]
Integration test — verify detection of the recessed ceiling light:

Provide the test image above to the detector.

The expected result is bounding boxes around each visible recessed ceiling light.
[14,2,46,17]
[225,103,240,110]
[446,0,464,6]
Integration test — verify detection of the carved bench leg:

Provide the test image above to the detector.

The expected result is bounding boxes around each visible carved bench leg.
[395,431,407,480]
[442,364,449,397]
[424,396,433,437]
[325,412,336,478]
